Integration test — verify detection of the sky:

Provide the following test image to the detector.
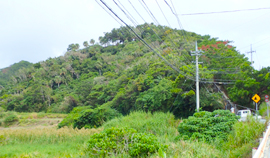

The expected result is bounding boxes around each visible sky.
[0,0,269,70]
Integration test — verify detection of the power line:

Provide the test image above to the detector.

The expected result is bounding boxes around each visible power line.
[129,0,193,65]
[155,0,171,26]
[238,36,270,50]
[163,0,188,42]
[205,68,240,70]
[98,0,240,85]
[202,55,240,59]
[220,11,270,34]
[96,0,149,49]
[115,0,139,25]
[181,7,270,16]
[99,0,195,81]
[112,0,165,56]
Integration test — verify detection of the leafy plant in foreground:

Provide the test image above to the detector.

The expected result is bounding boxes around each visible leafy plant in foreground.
[177,110,239,142]
[85,127,167,157]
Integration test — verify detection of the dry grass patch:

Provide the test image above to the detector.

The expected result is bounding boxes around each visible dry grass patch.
[0,126,102,144]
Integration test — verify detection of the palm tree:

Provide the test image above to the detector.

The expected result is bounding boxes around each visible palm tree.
[90,39,95,45]
[54,76,62,88]
[83,41,89,48]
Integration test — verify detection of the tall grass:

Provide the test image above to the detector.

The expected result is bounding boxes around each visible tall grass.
[221,116,266,157]
[0,126,101,144]
[102,111,179,142]
[0,127,102,157]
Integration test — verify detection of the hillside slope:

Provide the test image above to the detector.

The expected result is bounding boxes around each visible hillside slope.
[0,24,269,117]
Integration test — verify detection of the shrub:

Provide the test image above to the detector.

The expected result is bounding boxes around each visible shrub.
[73,106,121,129]
[58,106,92,128]
[3,114,19,126]
[177,110,239,142]
[85,127,168,157]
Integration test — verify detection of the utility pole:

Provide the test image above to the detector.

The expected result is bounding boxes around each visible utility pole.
[191,41,203,112]
[247,44,256,67]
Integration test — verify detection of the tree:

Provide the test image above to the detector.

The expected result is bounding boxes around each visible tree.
[54,76,62,88]
[83,41,89,48]
[67,43,80,51]
[90,39,95,45]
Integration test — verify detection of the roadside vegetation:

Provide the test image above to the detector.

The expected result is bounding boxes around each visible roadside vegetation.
[0,24,269,157]
[0,111,266,157]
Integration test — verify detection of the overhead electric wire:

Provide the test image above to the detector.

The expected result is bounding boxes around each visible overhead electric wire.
[206,68,240,70]
[95,0,148,54]
[200,71,240,74]
[140,0,159,25]
[99,0,195,81]
[155,0,171,26]
[137,0,193,64]
[128,0,194,66]
[181,7,270,16]
[112,0,165,55]
[201,79,237,81]
[98,0,238,85]
[202,55,240,59]
[238,36,270,50]
[163,0,188,42]
[220,11,270,34]
[154,0,194,63]
[116,0,139,25]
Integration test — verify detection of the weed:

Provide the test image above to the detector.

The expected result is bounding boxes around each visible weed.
[3,114,19,126]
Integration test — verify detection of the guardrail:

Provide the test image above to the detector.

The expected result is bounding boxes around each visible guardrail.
[253,122,270,158]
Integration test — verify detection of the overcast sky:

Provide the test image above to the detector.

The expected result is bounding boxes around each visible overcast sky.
[0,0,269,70]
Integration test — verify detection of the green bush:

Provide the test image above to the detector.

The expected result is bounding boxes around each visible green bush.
[73,106,121,129]
[177,110,239,142]
[3,114,19,126]
[58,106,92,128]
[85,127,167,157]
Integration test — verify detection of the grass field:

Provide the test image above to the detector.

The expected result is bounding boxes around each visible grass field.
[0,111,267,157]
[0,127,101,157]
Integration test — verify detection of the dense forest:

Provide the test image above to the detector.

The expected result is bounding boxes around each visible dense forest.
[0,23,269,119]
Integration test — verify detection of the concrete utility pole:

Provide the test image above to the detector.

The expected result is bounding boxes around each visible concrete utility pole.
[247,44,256,67]
[191,41,203,112]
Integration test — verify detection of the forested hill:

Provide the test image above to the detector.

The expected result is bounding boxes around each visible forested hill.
[0,24,269,118]
[0,61,32,87]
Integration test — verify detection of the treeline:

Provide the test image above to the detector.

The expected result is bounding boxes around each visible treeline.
[0,23,269,118]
